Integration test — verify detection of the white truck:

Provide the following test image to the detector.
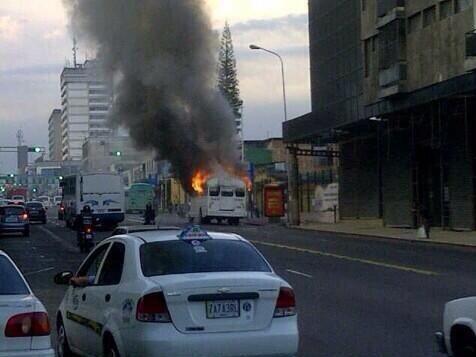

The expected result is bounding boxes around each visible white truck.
[62,173,125,228]
[189,175,247,225]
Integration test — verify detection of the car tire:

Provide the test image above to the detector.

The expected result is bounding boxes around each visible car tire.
[104,336,120,357]
[452,327,476,357]
[57,318,74,357]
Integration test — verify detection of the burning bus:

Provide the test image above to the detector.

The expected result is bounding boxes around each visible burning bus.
[189,171,248,225]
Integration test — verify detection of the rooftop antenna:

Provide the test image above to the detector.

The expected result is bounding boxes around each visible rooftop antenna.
[16,129,24,146]
[72,37,78,67]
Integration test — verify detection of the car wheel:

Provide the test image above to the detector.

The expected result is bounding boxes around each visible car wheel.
[57,319,74,357]
[104,337,120,357]
[452,327,476,357]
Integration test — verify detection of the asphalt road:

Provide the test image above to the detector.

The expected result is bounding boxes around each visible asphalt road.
[2,210,475,356]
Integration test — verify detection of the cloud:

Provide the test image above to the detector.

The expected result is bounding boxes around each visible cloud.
[0,15,21,40]
[0,1,310,171]
[0,63,64,77]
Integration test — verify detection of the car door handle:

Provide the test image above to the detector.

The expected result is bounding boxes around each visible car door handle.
[82,293,86,302]
[105,294,111,303]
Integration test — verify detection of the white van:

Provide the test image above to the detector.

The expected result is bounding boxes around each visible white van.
[189,174,247,225]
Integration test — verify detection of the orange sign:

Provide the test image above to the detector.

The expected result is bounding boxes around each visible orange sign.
[264,185,285,218]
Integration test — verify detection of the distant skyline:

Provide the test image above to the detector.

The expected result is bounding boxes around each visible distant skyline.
[0,0,310,172]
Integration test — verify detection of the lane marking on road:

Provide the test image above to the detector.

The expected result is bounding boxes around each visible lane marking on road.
[251,240,439,276]
[285,269,313,279]
[37,225,77,253]
[25,267,55,276]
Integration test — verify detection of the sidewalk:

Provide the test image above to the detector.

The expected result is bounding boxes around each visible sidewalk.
[294,219,476,248]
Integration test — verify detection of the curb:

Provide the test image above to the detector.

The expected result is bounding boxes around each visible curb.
[289,225,476,250]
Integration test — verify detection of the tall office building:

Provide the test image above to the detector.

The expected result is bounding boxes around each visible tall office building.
[60,60,113,161]
[284,0,476,230]
[48,109,62,161]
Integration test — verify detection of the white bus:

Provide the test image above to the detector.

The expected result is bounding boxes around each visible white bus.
[189,175,247,225]
[62,173,125,228]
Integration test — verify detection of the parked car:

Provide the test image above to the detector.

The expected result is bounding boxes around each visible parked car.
[25,201,47,224]
[0,205,29,236]
[54,226,299,357]
[0,250,55,356]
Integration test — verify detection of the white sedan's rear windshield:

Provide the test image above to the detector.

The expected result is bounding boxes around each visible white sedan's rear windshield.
[140,240,271,276]
[0,256,29,295]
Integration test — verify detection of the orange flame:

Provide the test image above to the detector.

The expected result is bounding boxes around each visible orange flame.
[191,170,210,194]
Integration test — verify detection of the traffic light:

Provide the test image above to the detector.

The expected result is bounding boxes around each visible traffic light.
[8,174,14,178]
[115,151,122,157]
[28,147,42,153]
[58,175,64,180]
[32,188,37,193]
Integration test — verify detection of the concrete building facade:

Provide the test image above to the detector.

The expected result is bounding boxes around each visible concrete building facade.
[48,109,62,161]
[284,0,476,231]
[60,60,112,161]
[81,136,145,174]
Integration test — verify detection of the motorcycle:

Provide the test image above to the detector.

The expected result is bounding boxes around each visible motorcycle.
[78,216,95,253]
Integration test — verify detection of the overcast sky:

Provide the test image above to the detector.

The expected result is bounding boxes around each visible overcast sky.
[0,0,310,172]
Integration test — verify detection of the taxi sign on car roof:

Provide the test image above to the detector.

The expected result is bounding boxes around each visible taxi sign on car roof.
[178,225,211,241]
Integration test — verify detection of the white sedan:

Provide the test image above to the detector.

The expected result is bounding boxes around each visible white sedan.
[0,250,54,357]
[436,297,476,356]
[55,226,299,357]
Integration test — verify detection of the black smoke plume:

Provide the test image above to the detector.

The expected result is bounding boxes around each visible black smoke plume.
[64,0,240,192]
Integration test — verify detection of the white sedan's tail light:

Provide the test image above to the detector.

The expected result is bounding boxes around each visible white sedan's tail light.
[273,287,296,318]
[136,292,172,323]
[5,312,51,337]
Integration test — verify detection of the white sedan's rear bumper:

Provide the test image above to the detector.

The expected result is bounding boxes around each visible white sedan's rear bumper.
[121,316,298,357]
[0,348,55,357]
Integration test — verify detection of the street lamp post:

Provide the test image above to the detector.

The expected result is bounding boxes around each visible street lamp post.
[249,45,300,225]
[249,44,288,122]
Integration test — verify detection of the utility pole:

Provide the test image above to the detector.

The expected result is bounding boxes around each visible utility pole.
[73,37,78,68]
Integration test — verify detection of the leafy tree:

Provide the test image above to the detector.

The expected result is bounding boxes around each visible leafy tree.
[218,22,243,120]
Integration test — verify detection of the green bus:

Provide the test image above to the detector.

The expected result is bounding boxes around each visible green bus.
[125,183,155,213]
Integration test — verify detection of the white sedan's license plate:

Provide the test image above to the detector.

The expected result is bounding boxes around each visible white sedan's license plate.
[206,300,240,319]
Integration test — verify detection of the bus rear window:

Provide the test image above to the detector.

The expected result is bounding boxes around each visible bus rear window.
[235,189,245,197]
[209,187,220,196]
[221,191,234,197]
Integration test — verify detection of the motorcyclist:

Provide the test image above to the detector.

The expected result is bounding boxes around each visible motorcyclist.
[144,203,155,225]
[75,205,93,245]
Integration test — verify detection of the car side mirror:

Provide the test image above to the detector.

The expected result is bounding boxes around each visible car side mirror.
[54,271,73,285]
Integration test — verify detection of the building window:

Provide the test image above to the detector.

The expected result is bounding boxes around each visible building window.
[408,12,422,33]
[423,6,436,27]
[90,114,107,120]
[364,38,372,77]
[455,0,472,13]
[440,0,453,19]
[89,105,109,112]
[89,89,108,95]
